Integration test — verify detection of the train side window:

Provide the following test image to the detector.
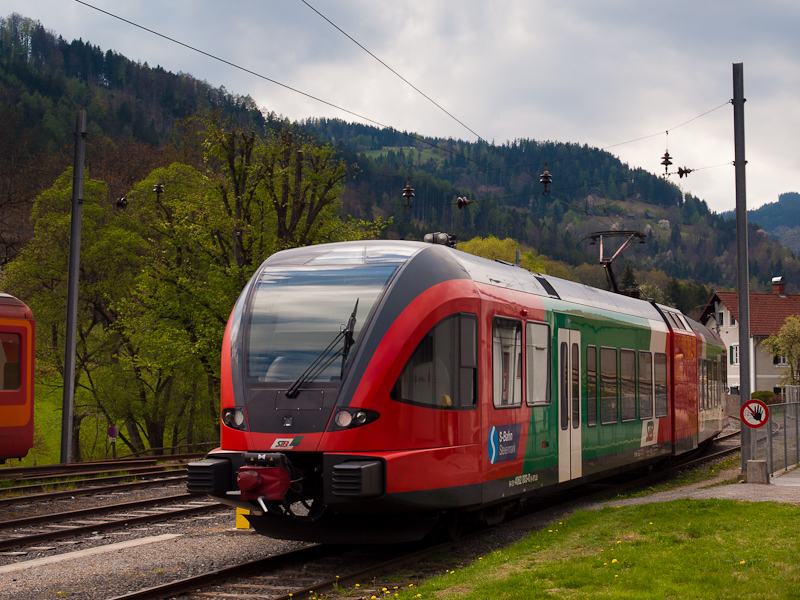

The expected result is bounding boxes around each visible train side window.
[0,333,21,391]
[493,318,522,408]
[586,346,598,427]
[392,313,477,410]
[600,347,618,425]
[525,322,550,406]
[638,351,653,420]
[620,349,636,422]
[698,358,706,411]
[654,353,668,417]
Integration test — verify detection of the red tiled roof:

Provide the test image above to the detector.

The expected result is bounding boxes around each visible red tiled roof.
[702,291,800,336]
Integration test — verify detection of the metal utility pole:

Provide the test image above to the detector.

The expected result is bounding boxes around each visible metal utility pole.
[60,110,87,464]
[732,63,752,474]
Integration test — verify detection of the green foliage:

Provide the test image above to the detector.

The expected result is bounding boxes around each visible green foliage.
[457,235,546,273]
[1,109,386,460]
[763,315,800,385]
[751,390,782,405]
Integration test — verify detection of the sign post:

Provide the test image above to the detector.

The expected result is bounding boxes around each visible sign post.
[740,399,770,483]
[107,425,118,459]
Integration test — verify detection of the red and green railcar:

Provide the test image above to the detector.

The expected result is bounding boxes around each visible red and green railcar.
[188,239,727,542]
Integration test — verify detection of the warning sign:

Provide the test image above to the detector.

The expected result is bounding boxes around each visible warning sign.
[740,399,770,429]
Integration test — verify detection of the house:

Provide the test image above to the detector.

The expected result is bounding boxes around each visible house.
[700,276,800,395]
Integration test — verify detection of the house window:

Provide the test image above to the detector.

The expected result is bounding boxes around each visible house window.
[730,314,737,327]
[718,312,725,327]
[730,344,739,366]
[774,354,788,366]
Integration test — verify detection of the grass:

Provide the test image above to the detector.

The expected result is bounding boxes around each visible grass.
[381,499,800,600]
[611,455,742,499]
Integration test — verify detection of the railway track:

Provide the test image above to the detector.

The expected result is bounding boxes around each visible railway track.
[0,493,226,552]
[98,433,744,600]
[0,454,205,507]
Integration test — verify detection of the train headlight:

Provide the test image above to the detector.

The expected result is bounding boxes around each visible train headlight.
[222,407,248,431]
[331,408,379,431]
[334,410,353,428]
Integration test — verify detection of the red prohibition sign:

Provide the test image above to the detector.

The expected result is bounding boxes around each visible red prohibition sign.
[740,399,770,429]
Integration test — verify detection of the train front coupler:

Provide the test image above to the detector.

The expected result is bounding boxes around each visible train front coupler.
[236,452,296,513]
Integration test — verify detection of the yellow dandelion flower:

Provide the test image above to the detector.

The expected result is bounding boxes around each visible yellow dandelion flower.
[612,559,618,564]
[615,575,619,578]
[740,560,746,565]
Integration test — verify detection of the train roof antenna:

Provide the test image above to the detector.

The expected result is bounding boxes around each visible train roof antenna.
[579,230,647,295]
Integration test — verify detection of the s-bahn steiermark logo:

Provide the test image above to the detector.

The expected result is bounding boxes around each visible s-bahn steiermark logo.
[741,399,770,429]
[488,424,522,464]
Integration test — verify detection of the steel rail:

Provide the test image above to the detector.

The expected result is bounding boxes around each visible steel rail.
[0,493,203,531]
[0,500,226,551]
[0,468,187,497]
[0,474,188,508]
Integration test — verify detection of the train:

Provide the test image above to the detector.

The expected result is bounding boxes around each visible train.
[188,236,728,543]
[0,293,35,464]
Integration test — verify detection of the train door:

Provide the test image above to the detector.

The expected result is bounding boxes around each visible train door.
[557,328,582,482]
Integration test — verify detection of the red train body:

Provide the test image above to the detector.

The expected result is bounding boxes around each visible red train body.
[189,240,727,542]
[0,293,35,463]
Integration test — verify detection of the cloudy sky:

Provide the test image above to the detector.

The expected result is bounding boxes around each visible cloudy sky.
[6,1,799,213]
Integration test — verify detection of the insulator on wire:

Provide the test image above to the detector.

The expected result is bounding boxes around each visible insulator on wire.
[402,176,414,209]
[677,166,694,178]
[661,150,672,176]
[540,163,552,196]
[455,197,472,210]
[115,197,128,209]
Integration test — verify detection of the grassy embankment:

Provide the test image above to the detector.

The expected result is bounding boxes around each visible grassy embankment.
[334,460,800,600]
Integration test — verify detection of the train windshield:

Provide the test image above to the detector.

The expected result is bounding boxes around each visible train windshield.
[245,264,398,384]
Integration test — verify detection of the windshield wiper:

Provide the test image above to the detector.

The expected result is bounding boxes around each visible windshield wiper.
[285,299,359,399]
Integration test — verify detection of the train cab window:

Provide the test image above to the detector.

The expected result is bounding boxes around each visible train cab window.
[654,353,668,417]
[638,351,654,420]
[493,318,522,408]
[620,350,636,422]
[392,313,478,410]
[0,333,21,390]
[525,322,550,406]
[600,347,618,425]
[586,346,598,427]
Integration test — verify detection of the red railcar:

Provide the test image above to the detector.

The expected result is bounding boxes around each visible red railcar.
[0,293,35,463]
[189,239,727,542]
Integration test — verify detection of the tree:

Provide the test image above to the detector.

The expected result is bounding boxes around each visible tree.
[457,235,546,272]
[618,265,638,291]
[763,315,800,385]
[3,169,147,459]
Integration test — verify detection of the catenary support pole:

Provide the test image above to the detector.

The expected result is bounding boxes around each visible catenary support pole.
[732,63,752,474]
[60,110,87,464]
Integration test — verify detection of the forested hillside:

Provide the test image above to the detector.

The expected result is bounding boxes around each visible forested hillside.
[2,11,800,304]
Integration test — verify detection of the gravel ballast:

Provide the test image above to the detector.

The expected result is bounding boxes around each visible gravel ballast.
[1,467,798,600]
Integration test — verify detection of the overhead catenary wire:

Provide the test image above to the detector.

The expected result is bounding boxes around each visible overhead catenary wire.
[64,1,733,225]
